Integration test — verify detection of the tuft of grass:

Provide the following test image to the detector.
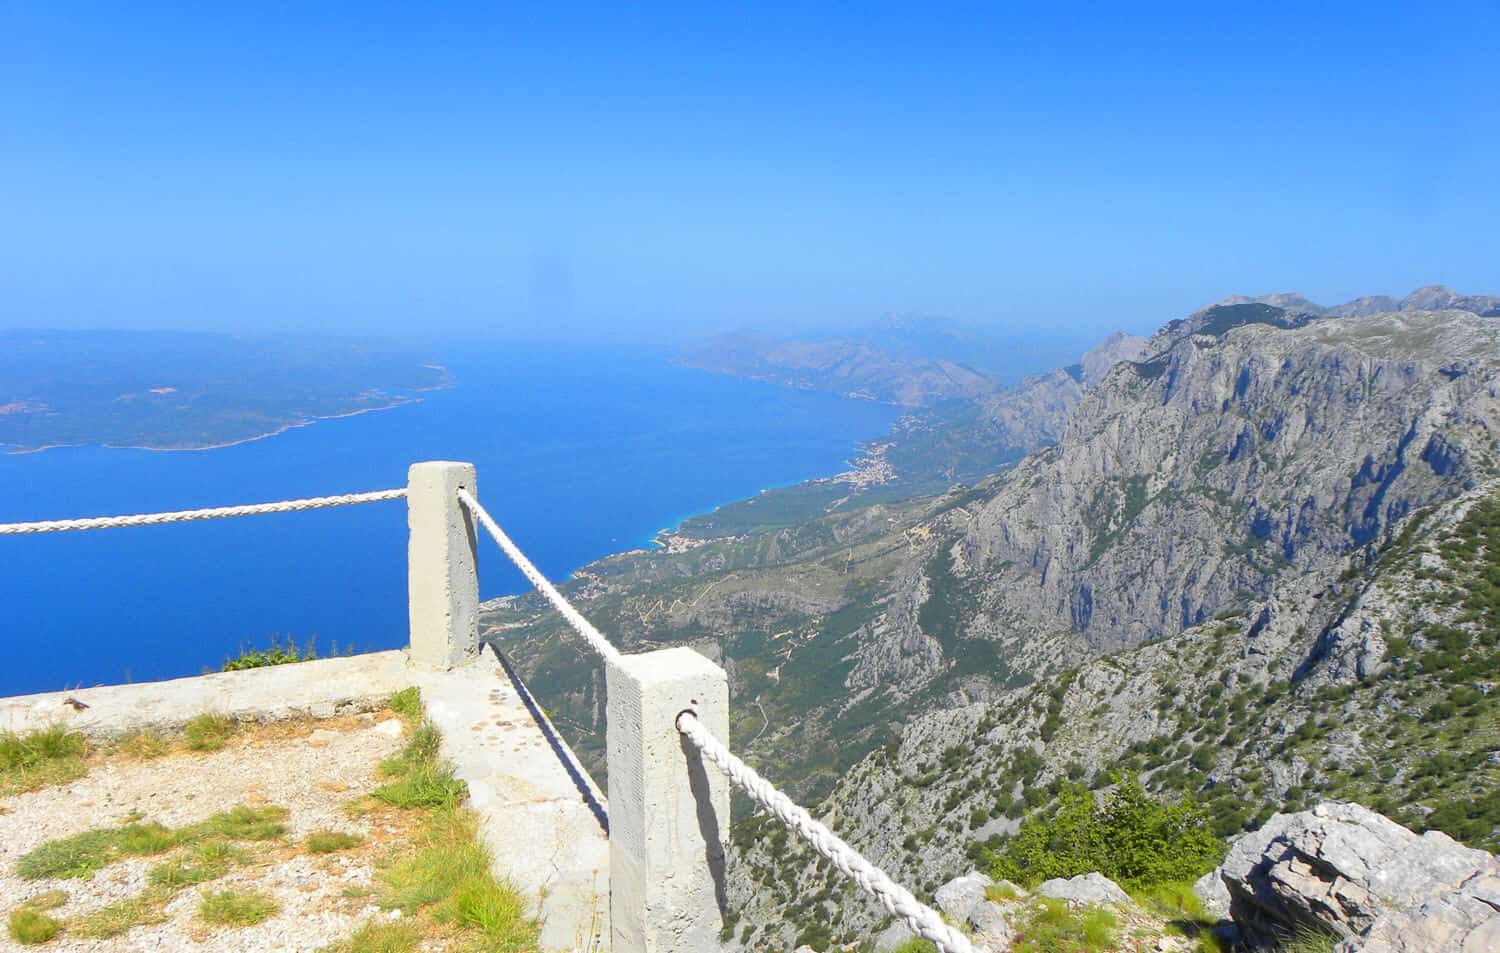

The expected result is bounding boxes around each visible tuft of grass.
[374,720,465,808]
[17,891,68,912]
[147,857,224,888]
[17,804,285,881]
[1135,881,1227,952]
[986,881,1023,903]
[890,941,937,953]
[1013,897,1118,953]
[377,807,537,952]
[306,830,364,854]
[70,888,171,939]
[16,823,176,880]
[374,763,466,809]
[115,729,171,760]
[379,722,441,776]
[388,687,422,722]
[7,909,62,945]
[0,725,88,795]
[183,713,238,752]
[321,920,422,953]
[438,875,535,951]
[199,889,281,927]
[194,804,289,841]
[1272,927,1341,953]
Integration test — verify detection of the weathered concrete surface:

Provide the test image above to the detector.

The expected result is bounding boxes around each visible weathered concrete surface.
[407,460,480,669]
[0,650,410,737]
[413,648,610,953]
[606,647,730,953]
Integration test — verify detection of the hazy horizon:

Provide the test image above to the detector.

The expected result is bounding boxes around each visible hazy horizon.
[3,4,1497,346]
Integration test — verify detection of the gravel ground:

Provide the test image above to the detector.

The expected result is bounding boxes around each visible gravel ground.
[0,714,424,952]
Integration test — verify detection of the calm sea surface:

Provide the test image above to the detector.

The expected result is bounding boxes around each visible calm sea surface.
[0,346,896,696]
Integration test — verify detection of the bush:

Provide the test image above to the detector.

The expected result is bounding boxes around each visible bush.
[221,634,316,671]
[989,774,1225,890]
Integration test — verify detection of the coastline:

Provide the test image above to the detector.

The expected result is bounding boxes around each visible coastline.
[642,435,894,553]
[2,393,432,456]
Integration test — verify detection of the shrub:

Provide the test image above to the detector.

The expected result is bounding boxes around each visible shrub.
[989,774,1225,890]
[221,634,316,671]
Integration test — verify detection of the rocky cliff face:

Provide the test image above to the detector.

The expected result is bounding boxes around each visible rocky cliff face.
[958,307,1500,651]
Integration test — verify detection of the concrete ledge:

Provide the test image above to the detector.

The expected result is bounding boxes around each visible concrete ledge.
[0,651,412,738]
[413,647,610,953]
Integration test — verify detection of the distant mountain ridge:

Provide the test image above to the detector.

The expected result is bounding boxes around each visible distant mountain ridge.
[1203,284,1500,319]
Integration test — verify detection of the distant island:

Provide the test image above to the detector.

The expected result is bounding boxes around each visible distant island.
[0,330,452,453]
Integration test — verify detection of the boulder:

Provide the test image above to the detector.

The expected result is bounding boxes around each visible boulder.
[934,870,993,922]
[873,920,915,953]
[1035,871,1132,906]
[967,900,1014,948]
[1213,801,1500,951]
[1192,868,1231,919]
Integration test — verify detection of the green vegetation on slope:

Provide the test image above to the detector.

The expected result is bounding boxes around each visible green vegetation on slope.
[986,775,1224,890]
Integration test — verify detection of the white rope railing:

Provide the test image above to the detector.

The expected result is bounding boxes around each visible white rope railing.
[462,485,970,952]
[678,711,977,953]
[0,488,407,535]
[456,488,624,664]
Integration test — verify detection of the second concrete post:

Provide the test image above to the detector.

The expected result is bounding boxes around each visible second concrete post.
[606,647,730,953]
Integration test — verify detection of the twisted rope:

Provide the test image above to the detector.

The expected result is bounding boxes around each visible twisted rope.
[456,488,624,664]
[677,711,977,953]
[0,488,407,535]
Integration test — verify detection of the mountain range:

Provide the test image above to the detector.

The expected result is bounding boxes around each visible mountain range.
[484,285,1500,950]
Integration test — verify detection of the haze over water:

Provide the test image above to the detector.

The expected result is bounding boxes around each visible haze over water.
[0,347,896,696]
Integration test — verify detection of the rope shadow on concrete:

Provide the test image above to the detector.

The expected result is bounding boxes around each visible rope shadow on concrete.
[490,642,610,836]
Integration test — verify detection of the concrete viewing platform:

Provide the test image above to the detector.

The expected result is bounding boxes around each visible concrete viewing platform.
[0,647,611,953]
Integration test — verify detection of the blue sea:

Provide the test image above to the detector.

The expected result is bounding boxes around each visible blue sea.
[0,346,896,696]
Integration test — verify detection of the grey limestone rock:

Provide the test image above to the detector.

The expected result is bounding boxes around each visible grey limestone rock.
[1192,868,1231,920]
[873,920,915,953]
[1214,801,1500,951]
[967,900,1014,949]
[934,870,993,922]
[1035,871,1132,906]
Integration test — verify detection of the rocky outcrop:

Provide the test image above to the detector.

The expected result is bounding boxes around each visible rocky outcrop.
[1036,872,1132,906]
[1211,802,1500,952]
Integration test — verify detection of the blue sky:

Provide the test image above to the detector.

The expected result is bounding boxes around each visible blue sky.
[2,2,1497,343]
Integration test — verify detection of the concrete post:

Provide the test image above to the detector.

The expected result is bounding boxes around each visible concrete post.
[606,647,731,953]
[407,461,480,669]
